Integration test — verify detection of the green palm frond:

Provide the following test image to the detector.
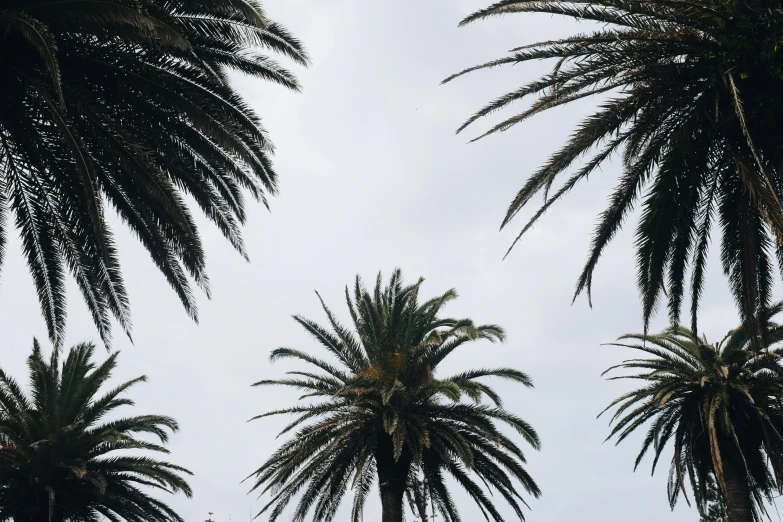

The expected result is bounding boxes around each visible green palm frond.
[0,340,191,522]
[0,0,308,346]
[249,269,540,522]
[602,304,783,521]
[446,0,783,346]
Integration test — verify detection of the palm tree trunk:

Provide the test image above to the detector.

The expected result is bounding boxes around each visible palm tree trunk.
[379,481,405,522]
[722,452,754,522]
[375,436,412,522]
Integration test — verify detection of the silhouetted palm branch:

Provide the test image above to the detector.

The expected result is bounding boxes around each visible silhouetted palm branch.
[0,0,308,345]
[445,0,783,346]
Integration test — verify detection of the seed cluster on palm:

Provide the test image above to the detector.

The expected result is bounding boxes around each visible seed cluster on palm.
[445,0,783,344]
[0,0,308,345]
[601,303,783,522]
[0,341,191,522]
[249,270,541,522]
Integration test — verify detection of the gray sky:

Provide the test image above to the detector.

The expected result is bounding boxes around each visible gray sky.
[0,2,761,521]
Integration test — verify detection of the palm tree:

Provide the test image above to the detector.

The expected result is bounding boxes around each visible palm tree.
[0,340,192,522]
[248,269,541,522]
[601,303,783,522]
[0,1,308,346]
[443,0,783,345]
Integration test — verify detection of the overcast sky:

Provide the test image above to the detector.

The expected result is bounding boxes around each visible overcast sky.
[0,2,766,521]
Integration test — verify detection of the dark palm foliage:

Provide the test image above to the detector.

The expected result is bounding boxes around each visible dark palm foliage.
[444,0,783,344]
[702,476,729,522]
[0,0,308,345]
[249,269,541,522]
[601,303,783,522]
[0,340,191,522]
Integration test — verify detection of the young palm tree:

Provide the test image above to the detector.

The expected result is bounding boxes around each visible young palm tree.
[0,340,192,522]
[248,269,541,522]
[601,303,783,522]
[444,0,783,345]
[0,1,308,346]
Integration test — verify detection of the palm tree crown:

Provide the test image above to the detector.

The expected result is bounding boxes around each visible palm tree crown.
[249,269,541,522]
[444,0,783,343]
[0,0,308,345]
[0,340,191,522]
[601,304,783,522]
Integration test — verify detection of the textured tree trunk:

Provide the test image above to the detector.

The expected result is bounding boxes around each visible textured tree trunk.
[375,434,412,522]
[379,481,405,522]
[722,452,754,522]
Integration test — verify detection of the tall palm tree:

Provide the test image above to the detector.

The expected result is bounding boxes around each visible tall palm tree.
[248,269,541,522]
[601,303,783,522]
[444,0,783,345]
[0,0,308,346]
[0,340,191,522]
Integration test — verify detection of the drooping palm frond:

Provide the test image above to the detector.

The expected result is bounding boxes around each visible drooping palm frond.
[601,305,783,522]
[0,0,308,346]
[0,340,192,522]
[249,269,541,522]
[445,0,783,345]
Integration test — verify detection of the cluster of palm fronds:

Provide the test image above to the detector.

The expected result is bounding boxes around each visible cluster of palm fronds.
[602,303,783,521]
[0,341,191,522]
[249,270,540,522]
[445,0,783,345]
[0,0,308,345]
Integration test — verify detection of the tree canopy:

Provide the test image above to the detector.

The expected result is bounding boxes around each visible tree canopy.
[0,0,308,345]
[249,270,541,522]
[0,340,191,522]
[445,0,783,344]
[601,304,783,522]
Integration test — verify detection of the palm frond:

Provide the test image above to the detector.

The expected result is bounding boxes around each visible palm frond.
[447,0,783,345]
[0,0,306,345]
